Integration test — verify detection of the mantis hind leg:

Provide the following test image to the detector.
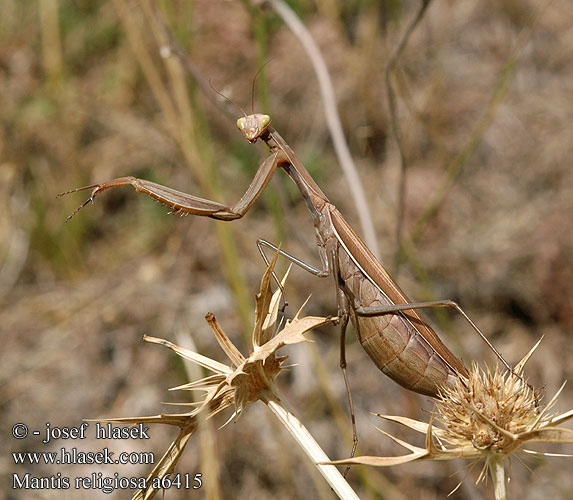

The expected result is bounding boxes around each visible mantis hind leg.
[355,300,514,375]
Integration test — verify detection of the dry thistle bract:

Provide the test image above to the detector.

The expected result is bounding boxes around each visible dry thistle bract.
[89,256,336,500]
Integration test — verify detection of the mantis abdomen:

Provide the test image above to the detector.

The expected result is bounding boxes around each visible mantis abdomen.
[339,247,459,397]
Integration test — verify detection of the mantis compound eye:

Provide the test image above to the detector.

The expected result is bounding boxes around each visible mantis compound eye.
[236,117,247,131]
[258,114,271,129]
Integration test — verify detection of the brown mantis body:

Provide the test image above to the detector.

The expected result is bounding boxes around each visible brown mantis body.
[60,113,512,400]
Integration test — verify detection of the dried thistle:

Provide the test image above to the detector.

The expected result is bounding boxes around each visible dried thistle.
[89,254,357,500]
[328,339,573,499]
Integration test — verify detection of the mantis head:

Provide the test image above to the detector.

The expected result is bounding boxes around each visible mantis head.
[236,114,271,143]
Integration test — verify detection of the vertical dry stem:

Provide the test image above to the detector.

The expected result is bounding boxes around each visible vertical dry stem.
[489,456,507,500]
[263,0,380,259]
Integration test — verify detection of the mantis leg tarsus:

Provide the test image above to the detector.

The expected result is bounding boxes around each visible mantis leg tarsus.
[58,181,118,222]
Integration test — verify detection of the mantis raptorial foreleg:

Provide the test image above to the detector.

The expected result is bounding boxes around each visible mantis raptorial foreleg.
[58,152,280,222]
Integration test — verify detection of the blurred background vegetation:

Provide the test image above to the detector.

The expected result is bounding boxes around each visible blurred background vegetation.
[1,0,572,498]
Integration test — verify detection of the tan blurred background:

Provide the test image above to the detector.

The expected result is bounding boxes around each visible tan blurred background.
[1,0,572,498]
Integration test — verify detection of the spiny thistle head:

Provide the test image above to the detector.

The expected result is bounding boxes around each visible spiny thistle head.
[327,338,573,497]
[435,362,541,454]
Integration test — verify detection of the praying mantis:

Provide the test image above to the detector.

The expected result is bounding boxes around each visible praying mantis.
[59,110,513,450]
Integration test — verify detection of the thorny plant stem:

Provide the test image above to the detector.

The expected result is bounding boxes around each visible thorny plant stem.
[490,456,507,500]
[263,0,380,260]
[265,397,360,500]
[386,0,433,274]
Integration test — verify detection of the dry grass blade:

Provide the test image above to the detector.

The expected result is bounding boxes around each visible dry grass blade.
[262,0,380,259]
[386,0,433,271]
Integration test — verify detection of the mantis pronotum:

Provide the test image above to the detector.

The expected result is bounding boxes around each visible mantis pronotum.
[59,110,514,458]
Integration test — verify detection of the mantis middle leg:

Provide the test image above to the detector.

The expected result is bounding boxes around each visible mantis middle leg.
[257,238,361,466]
